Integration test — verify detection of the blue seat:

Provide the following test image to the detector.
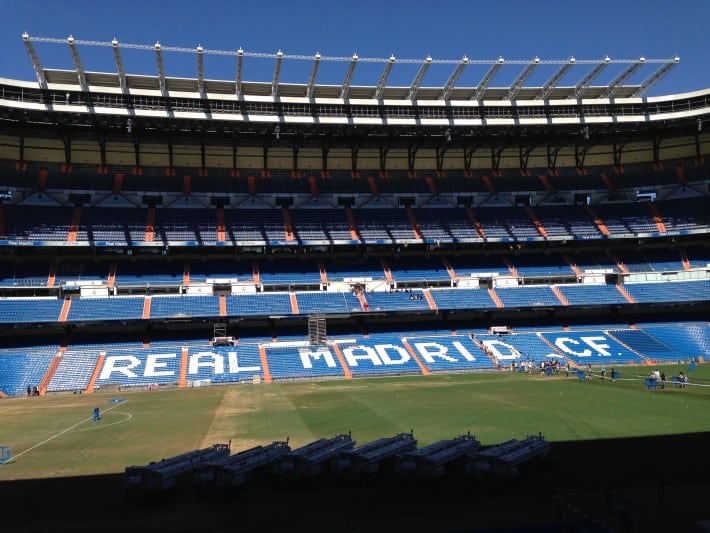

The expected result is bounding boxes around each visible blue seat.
[644,377,658,389]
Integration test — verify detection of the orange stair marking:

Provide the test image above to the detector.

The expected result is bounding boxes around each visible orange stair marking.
[252,260,260,284]
[317,259,328,284]
[487,287,504,308]
[282,207,295,241]
[675,164,687,186]
[616,284,635,303]
[464,206,486,238]
[331,343,353,379]
[537,173,555,193]
[112,172,123,195]
[481,175,496,194]
[178,347,188,388]
[679,248,691,271]
[37,168,47,190]
[524,205,548,238]
[647,202,667,233]
[182,174,191,197]
[502,257,519,277]
[38,352,62,395]
[405,207,423,239]
[563,255,582,277]
[401,339,431,375]
[344,207,361,241]
[247,175,257,196]
[381,259,393,283]
[357,291,369,311]
[584,205,610,236]
[58,298,72,322]
[442,258,457,280]
[258,346,272,383]
[308,176,319,196]
[599,171,617,192]
[183,260,190,287]
[219,294,227,317]
[85,352,106,394]
[367,176,380,196]
[47,263,56,288]
[216,206,226,242]
[107,262,117,288]
[423,289,437,311]
[611,255,629,274]
[424,176,439,196]
[67,206,81,242]
[144,206,155,242]
[142,296,152,319]
[289,293,299,314]
[551,286,569,306]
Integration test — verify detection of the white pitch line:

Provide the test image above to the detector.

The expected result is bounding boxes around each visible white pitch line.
[70,411,133,432]
[10,400,128,462]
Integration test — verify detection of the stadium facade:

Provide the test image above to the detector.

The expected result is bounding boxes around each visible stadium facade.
[0,36,709,396]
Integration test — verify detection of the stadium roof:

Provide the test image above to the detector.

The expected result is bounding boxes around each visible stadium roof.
[22,34,680,101]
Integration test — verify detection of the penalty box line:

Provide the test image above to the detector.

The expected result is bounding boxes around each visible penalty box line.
[11,400,128,463]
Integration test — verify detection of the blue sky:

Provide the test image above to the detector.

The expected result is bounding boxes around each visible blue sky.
[2,0,709,96]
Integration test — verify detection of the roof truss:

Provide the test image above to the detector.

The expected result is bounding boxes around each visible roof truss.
[19,35,682,102]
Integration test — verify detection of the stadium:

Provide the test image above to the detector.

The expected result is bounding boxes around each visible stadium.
[1,29,709,532]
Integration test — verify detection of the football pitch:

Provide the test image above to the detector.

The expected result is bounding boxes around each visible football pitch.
[2,363,709,482]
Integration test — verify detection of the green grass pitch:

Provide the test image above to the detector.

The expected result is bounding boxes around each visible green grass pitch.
[1,363,709,481]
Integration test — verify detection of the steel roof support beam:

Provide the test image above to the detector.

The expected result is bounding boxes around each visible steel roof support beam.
[573,56,610,99]
[154,42,166,94]
[197,46,205,93]
[631,57,680,97]
[272,50,283,97]
[612,141,625,169]
[440,57,468,100]
[67,36,88,90]
[306,53,321,98]
[535,58,575,100]
[436,145,449,172]
[575,142,589,171]
[374,55,396,100]
[408,56,432,101]
[235,48,244,97]
[22,32,46,87]
[507,57,540,100]
[602,57,646,98]
[111,39,127,92]
[407,140,422,172]
[547,144,562,172]
[474,58,504,101]
[340,54,358,100]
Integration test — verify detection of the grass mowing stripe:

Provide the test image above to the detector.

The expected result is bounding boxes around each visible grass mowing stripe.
[0,364,708,481]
